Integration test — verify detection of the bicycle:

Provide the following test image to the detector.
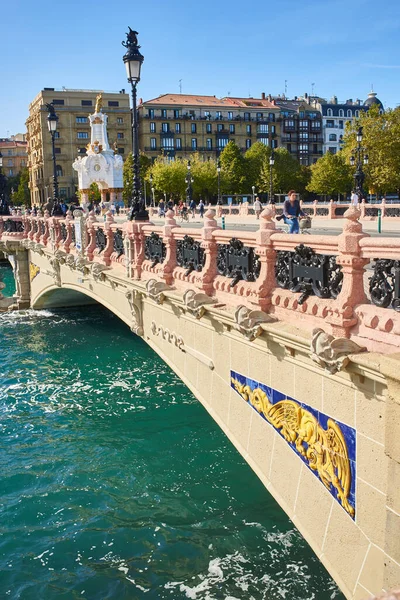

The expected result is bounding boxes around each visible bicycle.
[179,209,189,223]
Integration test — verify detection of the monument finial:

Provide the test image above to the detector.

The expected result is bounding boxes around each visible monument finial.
[95,94,103,113]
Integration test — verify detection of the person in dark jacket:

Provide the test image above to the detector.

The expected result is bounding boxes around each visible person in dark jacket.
[280,190,306,234]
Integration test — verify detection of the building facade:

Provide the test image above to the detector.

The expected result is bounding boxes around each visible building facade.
[26,89,132,206]
[0,135,28,178]
[138,93,280,160]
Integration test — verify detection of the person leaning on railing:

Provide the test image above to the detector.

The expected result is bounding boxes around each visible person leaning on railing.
[277,190,306,234]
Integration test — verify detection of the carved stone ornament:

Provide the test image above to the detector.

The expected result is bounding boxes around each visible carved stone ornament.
[151,321,184,350]
[146,278,172,304]
[33,243,44,255]
[125,290,144,336]
[48,257,61,287]
[183,289,215,319]
[90,262,109,281]
[234,305,275,341]
[310,328,367,374]
[65,254,75,267]
[75,256,88,273]
[54,250,67,264]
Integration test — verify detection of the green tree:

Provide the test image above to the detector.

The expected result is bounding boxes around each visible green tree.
[147,156,187,201]
[219,141,247,194]
[307,152,353,197]
[259,148,302,196]
[12,167,31,206]
[190,154,218,201]
[341,104,400,195]
[244,142,271,191]
[123,151,152,204]
[89,182,101,203]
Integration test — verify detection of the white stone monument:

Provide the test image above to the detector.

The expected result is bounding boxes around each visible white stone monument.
[73,94,124,209]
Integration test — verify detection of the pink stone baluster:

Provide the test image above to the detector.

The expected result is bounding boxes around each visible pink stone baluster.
[63,211,74,253]
[328,199,335,219]
[326,206,369,338]
[200,208,220,295]
[102,211,115,266]
[254,206,278,312]
[161,209,179,285]
[86,211,98,261]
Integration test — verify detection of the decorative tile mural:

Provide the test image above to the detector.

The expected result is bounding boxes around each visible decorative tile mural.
[230,370,356,519]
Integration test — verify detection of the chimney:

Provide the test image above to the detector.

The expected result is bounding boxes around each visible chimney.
[268,94,272,101]
[261,92,266,100]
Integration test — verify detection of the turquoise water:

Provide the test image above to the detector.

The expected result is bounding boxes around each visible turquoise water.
[0,261,16,297]
[0,269,343,599]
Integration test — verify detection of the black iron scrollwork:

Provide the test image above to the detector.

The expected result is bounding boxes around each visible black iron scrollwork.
[369,259,400,311]
[176,235,205,276]
[71,225,76,244]
[145,232,166,267]
[32,221,38,234]
[217,238,260,287]
[275,244,343,304]
[40,222,46,236]
[96,228,106,253]
[3,219,24,233]
[61,223,67,241]
[113,229,125,257]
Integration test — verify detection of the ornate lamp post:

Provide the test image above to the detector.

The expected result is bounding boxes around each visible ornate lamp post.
[185,160,194,204]
[122,27,148,221]
[45,104,63,216]
[149,174,155,207]
[269,149,275,204]
[252,185,256,204]
[350,126,369,201]
[0,151,10,215]
[217,159,222,205]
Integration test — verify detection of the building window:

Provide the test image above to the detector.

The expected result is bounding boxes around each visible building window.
[326,120,334,128]
[285,120,295,128]
[162,123,169,133]
[272,139,278,149]
[329,147,337,154]
[216,111,222,119]
[299,144,309,153]
[191,138,197,150]
[76,116,88,123]
[206,138,212,150]
[7,150,12,156]
[244,112,250,121]
[8,169,13,176]
[161,109,167,118]
[176,138,182,149]
[161,138,174,149]
[339,120,344,129]
[347,109,352,117]
[150,138,156,150]
[174,109,180,118]
[299,120,308,129]
[117,132,124,139]
[55,147,61,154]
[311,121,321,129]
[78,147,86,154]
[327,108,333,116]
[117,117,124,124]
[118,148,125,154]
[108,101,119,107]
[246,124,251,134]
[204,111,210,118]
[217,124,223,132]
[81,100,92,106]
[217,138,228,149]
[299,132,309,140]
[355,110,360,118]
[191,123,197,133]
[60,188,67,197]
[56,165,63,177]
[257,124,268,133]
[206,123,212,133]
[228,112,233,120]
[150,122,156,132]
[339,109,344,117]
[53,131,60,138]
[175,123,181,133]
[269,113,275,121]
[52,99,64,105]
[246,139,251,149]
[148,109,154,118]
[77,132,89,139]
[329,133,337,141]
[256,112,263,120]
[229,124,235,133]
[259,137,269,146]
[8,159,13,166]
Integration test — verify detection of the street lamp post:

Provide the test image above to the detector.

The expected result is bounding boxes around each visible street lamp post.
[122,27,148,221]
[269,149,275,204]
[45,103,63,216]
[185,160,194,205]
[0,151,10,215]
[217,159,221,205]
[350,126,369,201]
[252,185,256,204]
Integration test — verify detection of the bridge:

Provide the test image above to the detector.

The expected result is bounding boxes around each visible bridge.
[1,206,400,600]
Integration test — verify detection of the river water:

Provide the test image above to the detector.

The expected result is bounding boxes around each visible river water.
[0,265,344,600]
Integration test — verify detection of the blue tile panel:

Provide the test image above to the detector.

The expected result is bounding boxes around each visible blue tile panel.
[230,370,356,519]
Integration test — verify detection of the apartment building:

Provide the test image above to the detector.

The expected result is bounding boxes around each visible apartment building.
[138,93,280,160]
[26,88,132,205]
[0,135,28,178]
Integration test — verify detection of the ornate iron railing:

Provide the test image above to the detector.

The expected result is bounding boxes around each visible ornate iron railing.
[3,219,24,233]
[369,259,400,311]
[145,232,166,267]
[96,228,106,253]
[60,223,67,242]
[113,229,124,257]
[176,235,205,276]
[316,208,329,216]
[40,222,46,236]
[365,207,379,217]
[217,238,260,287]
[334,207,347,217]
[385,208,400,217]
[71,225,76,244]
[276,244,343,304]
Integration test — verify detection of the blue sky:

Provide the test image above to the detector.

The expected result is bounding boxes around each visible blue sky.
[1,0,399,137]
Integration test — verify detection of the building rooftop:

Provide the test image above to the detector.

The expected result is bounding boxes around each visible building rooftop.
[141,93,277,109]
